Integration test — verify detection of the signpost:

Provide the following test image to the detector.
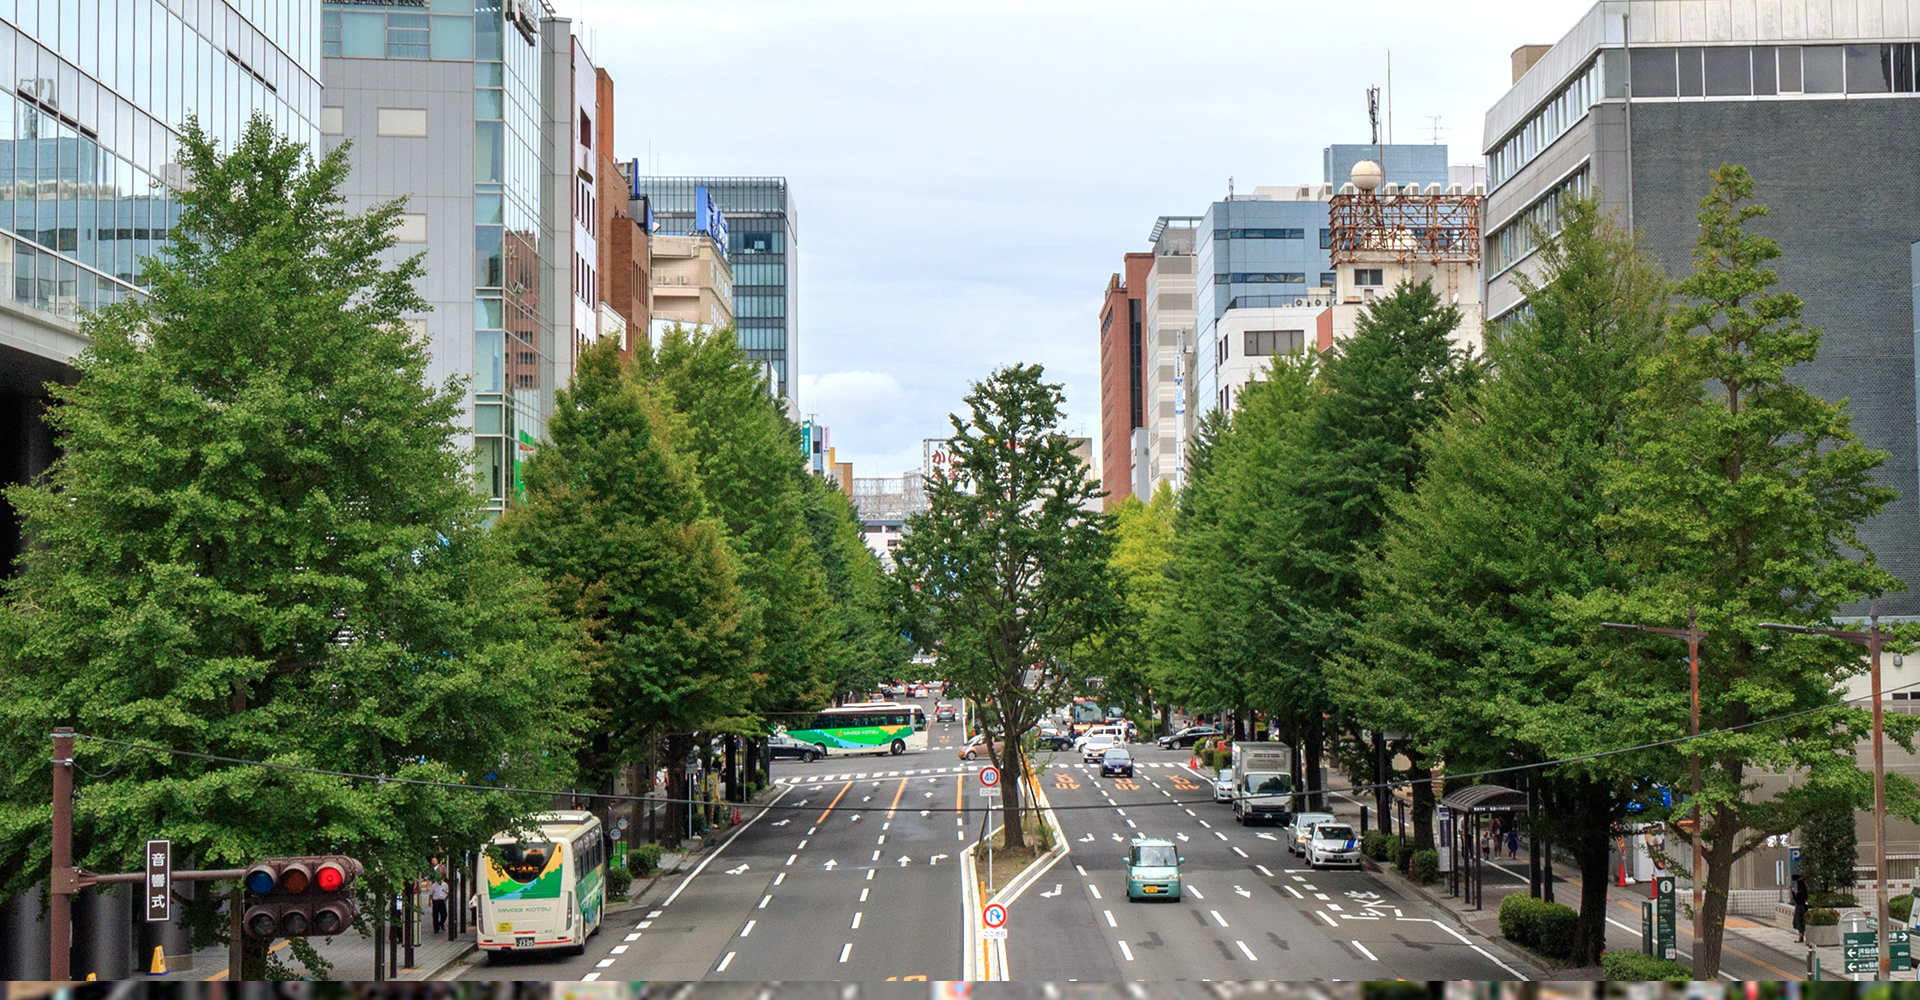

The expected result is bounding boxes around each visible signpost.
[979,766,1001,888]
[1654,875,1677,961]
[1845,929,1912,975]
[981,902,1008,940]
[145,840,171,923]
[980,766,1000,788]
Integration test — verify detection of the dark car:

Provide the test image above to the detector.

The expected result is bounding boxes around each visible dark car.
[1035,732,1075,751]
[1100,747,1135,778]
[1157,725,1221,750]
[769,733,824,763]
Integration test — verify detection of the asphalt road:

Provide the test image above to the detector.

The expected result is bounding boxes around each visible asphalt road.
[1005,744,1528,981]
[619,985,1348,1000]
[461,694,972,983]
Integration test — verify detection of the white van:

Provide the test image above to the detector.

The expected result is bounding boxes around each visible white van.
[1074,724,1128,749]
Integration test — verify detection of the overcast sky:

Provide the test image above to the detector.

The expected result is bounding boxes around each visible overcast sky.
[580,0,1597,479]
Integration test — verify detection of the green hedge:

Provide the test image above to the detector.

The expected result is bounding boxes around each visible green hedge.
[1361,831,1394,861]
[1498,893,1578,960]
[1893,894,1915,923]
[1410,849,1440,885]
[1807,907,1839,926]
[629,842,666,877]
[1601,950,1692,983]
[605,864,633,900]
[1809,890,1858,909]
[1392,837,1419,874]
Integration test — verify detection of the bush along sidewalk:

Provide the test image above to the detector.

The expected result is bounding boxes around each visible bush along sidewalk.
[1498,893,1578,963]
[1601,950,1693,982]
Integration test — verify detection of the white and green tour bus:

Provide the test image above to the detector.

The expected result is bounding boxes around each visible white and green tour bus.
[784,702,929,757]
[476,810,608,957]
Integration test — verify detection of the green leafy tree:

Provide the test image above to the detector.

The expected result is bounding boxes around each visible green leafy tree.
[1799,792,1859,897]
[0,116,584,978]
[1336,195,1668,965]
[499,338,752,842]
[1156,410,1253,725]
[1089,485,1176,729]
[1604,165,1914,976]
[894,364,1122,847]
[801,475,904,705]
[1277,280,1477,811]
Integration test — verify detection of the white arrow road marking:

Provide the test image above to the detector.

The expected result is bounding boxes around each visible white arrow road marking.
[771,820,791,827]
[930,854,949,865]
[822,859,838,870]
[1079,834,1095,843]
[898,856,912,867]
[1111,833,1124,842]
[1175,833,1190,842]
[1234,886,1251,898]
[1040,884,1063,898]
[1255,832,1277,840]
[925,792,935,798]
[920,811,930,817]
[862,796,872,802]
[725,864,751,875]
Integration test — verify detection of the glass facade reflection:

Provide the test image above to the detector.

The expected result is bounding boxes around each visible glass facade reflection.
[634,175,798,402]
[0,0,320,321]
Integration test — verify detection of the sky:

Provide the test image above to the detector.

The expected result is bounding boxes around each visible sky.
[578,0,1598,480]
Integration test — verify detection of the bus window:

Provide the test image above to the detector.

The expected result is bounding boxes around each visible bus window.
[497,842,555,883]
[914,709,927,732]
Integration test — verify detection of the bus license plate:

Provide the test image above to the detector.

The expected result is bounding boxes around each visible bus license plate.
[515,935,536,948]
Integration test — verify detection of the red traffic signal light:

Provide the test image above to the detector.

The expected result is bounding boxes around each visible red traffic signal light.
[242,855,362,940]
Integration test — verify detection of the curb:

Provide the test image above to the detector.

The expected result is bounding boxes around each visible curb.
[415,943,478,982]
[1361,855,1545,981]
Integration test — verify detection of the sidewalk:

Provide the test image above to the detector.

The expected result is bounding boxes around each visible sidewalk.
[1314,788,1819,981]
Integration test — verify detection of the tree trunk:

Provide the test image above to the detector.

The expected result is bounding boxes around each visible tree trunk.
[724,736,739,803]
[1694,802,1739,979]
[1304,716,1325,813]
[1372,731,1392,835]
[1409,750,1435,851]
[664,732,692,846]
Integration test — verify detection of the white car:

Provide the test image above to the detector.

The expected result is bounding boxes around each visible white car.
[1074,725,1127,750]
[1306,822,1362,869]
[1212,769,1234,803]
[1080,734,1119,762]
[1289,812,1335,856]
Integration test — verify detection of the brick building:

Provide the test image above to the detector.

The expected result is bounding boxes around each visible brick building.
[1099,252,1153,508]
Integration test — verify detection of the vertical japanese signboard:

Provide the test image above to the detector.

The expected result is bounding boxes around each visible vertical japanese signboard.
[1654,875,1677,961]
[145,839,171,922]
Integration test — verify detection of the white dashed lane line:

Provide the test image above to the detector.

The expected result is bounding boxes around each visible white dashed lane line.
[1118,940,1135,961]
[715,952,737,972]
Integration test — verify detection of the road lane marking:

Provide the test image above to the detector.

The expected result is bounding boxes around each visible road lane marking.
[1314,893,1329,900]
[1189,887,1204,900]
[1118,940,1135,961]
[786,855,797,866]
[798,840,808,849]
[840,943,853,963]
[1236,941,1258,961]
[1352,941,1378,961]
[1214,832,1228,841]
[741,920,755,937]
[1127,820,1137,828]
[1232,846,1248,857]
[887,776,909,818]
[1185,809,1196,816]
[610,945,627,955]
[1076,865,1087,876]
[819,782,853,823]
[1282,885,1303,898]
[860,888,869,902]
[877,835,886,845]
[638,920,654,927]
[1089,884,1102,899]
[773,873,786,886]
[758,895,771,909]
[1104,909,1117,926]
[1198,820,1211,828]
[1327,903,1342,911]
[596,959,616,968]
[1211,910,1229,927]
[581,974,601,982]
[1256,865,1274,876]
[852,912,863,929]
[867,869,875,880]
[624,933,640,941]
[1473,944,1528,980]
[716,952,737,972]
[1316,911,1339,927]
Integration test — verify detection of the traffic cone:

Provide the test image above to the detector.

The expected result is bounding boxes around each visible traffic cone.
[1618,859,1627,887]
[148,946,167,976]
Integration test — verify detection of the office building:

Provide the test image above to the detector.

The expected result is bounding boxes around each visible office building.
[1327,160,1484,352]
[322,0,573,512]
[649,232,733,332]
[596,75,649,363]
[1141,217,1199,496]
[633,176,798,403]
[1098,252,1151,507]
[2,0,323,578]
[1484,0,1920,615]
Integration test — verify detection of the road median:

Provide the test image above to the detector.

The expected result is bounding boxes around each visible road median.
[961,766,1071,980]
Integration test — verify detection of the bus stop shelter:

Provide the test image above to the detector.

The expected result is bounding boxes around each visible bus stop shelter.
[1441,785,1527,909]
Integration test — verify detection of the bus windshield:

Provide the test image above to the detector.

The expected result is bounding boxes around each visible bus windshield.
[494,842,555,884]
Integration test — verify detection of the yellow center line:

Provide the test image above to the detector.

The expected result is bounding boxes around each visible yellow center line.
[818,780,853,824]
[886,777,909,818]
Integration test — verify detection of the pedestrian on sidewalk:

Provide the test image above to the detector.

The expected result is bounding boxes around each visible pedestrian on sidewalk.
[1506,828,1519,860]
[1791,873,1810,942]
[430,875,450,934]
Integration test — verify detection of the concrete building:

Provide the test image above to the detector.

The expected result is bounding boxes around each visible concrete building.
[322,0,568,512]
[595,74,649,363]
[649,232,734,332]
[2,1,323,579]
[1141,217,1199,496]
[1098,252,1151,508]
[1484,0,1920,617]
[634,176,799,403]
[1326,161,1485,355]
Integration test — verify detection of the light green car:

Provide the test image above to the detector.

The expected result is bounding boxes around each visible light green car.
[1124,837,1183,901]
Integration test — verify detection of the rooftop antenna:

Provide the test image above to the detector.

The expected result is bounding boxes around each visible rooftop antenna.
[1228,176,1234,199]
[1367,86,1382,167]
[1424,115,1445,145]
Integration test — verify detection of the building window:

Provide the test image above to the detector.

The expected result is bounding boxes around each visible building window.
[1319,272,1337,288]
[1352,268,1384,287]
[395,213,428,243]
[579,110,592,147]
[1487,57,1600,189]
[1244,330,1304,357]
[1213,228,1305,240]
[387,13,429,58]
[320,107,344,135]
[1215,272,1306,285]
[378,108,428,137]
[1320,228,1332,250]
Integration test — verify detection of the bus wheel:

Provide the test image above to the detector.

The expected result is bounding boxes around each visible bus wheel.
[891,739,906,755]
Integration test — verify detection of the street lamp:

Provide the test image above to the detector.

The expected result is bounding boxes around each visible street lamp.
[1601,607,1706,976]
[1759,613,1893,980]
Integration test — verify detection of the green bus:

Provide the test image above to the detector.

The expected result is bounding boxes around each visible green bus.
[476,810,607,958]
[785,702,929,757]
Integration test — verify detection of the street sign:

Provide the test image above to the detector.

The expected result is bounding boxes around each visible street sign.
[145,840,170,923]
[1844,929,1912,974]
[1789,846,1802,878]
[977,788,1000,797]
[980,927,1008,940]
[1654,876,1677,961]
[982,902,1007,929]
[980,766,1000,788]
[608,828,622,841]
[1641,900,1655,957]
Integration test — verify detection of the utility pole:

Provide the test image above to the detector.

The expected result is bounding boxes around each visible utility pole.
[1760,612,1893,979]
[1602,608,1706,977]
[49,727,74,982]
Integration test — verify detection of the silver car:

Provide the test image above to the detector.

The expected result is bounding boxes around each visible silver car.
[1212,769,1234,803]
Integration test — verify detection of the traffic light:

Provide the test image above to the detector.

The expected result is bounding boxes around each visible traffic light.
[242,855,361,939]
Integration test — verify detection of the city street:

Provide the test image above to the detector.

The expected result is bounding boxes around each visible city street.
[461,695,973,983]
[1007,746,1527,981]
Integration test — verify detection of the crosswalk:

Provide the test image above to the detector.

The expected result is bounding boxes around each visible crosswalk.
[1053,761,1191,768]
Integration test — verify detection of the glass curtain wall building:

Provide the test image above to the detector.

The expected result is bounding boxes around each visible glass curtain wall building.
[322,0,552,512]
[634,175,797,403]
[0,0,319,320]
